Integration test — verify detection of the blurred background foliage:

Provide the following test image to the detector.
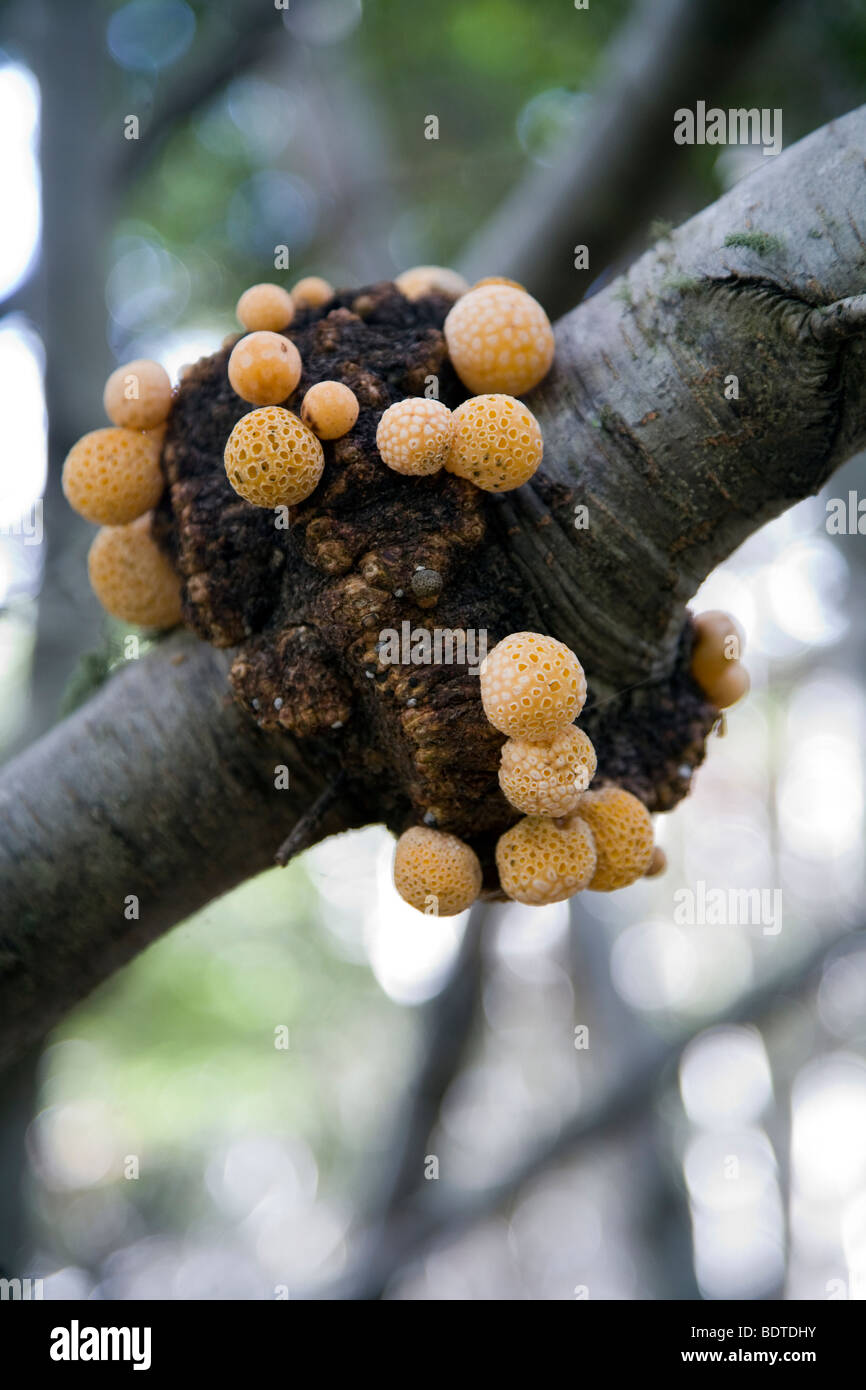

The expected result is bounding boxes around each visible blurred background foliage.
[1,0,866,1299]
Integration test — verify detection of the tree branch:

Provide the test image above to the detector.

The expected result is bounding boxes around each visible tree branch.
[368,903,488,1219]
[804,293,866,344]
[1,107,865,1071]
[0,634,361,1072]
[457,0,786,315]
[515,104,866,690]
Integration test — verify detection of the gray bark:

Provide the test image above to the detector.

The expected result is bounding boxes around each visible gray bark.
[519,105,866,689]
[1,107,865,1070]
[0,636,348,1071]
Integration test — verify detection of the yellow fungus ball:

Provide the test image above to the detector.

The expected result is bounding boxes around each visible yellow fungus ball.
[496,815,597,906]
[291,275,335,309]
[103,358,172,430]
[62,426,164,526]
[446,393,543,492]
[571,787,654,892]
[691,609,745,691]
[236,283,295,332]
[704,662,751,709]
[224,406,324,508]
[444,283,555,395]
[228,331,302,406]
[480,631,586,740]
[300,380,359,440]
[88,514,182,628]
[376,398,453,475]
[393,826,482,916]
[499,725,597,817]
[473,276,526,291]
[395,265,469,302]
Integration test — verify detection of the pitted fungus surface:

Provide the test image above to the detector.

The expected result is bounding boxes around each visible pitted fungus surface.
[224,406,324,508]
[446,394,543,492]
[496,815,597,905]
[499,724,597,817]
[62,426,165,526]
[376,398,453,476]
[443,284,555,395]
[88,513,182,629]
[393,825,482,915]
[480,631,586,740]
[570,786,654,892]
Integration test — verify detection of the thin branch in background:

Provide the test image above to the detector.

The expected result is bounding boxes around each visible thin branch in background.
[370,901,489,1220]
[325,903,490,1303]
[274,771,347,866]
[109,0,290,189]
[457,0,786,316]
[316,927,860,1299]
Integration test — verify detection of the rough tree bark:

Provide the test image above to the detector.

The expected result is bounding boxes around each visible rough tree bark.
[1,107,865,1071]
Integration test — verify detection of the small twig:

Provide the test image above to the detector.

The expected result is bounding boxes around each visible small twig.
[274,771,347,867]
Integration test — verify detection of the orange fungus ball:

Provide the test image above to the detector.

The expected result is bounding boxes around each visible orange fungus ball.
[571,787,654,892]
[376,398,453,475]
[480,632,586,740]
[236,283,295,332]
[691,610,745,689]
[224,406,324,508]
[103,358,172,430]
[228,331,302,406]
[444,284,555,395]
[706,662,750,709]
[88,514,182,629]
[446,393,543,492]
[473,276,526,291]
[393,826,482,916]
[499,725,597,817]
[62,426,164,526]
[300,381,359,440]
[395,265,470,302]
[495,815,597,906]
[645,846,668,879]
[291,275,335,309]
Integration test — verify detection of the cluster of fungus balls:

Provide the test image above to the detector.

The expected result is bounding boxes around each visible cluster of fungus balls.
[394,631,658,914]
[394,618,748,916]
[62,266,555,622]
[59,260,749,917]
